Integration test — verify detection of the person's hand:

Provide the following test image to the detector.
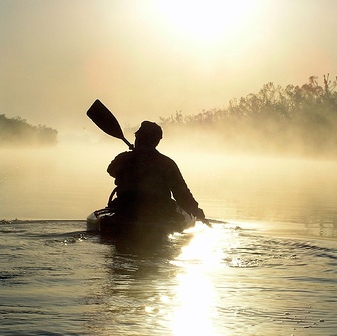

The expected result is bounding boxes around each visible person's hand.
[195,208,212,227]
[195,208,205,220]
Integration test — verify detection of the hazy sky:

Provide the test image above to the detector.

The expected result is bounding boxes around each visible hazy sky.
[1,0,337,135]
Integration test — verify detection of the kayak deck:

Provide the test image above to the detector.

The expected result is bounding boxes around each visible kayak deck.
[86,207,196,239]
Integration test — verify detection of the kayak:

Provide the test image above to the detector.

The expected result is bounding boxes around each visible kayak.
[86,207,196,239]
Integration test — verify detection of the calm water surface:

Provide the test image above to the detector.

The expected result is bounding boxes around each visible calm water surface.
[1,148,337,335]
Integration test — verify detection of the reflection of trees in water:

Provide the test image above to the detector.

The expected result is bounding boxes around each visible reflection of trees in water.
[305,212,337,237]
[159,75,337,157]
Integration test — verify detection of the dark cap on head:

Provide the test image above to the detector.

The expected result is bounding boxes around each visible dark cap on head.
[135,121,163,140]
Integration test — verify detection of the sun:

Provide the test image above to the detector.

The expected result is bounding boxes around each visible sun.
[155,0,258,46]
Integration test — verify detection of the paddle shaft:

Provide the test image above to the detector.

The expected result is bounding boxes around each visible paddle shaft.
[203,219,212,228]
[120,136,133,149]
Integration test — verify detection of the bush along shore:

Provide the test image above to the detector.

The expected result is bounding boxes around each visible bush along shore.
[0,114,57,146]
[158,75,337,157]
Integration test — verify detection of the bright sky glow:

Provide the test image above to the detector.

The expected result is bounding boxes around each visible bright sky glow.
[1,0,337,132]
[156,0,258,46]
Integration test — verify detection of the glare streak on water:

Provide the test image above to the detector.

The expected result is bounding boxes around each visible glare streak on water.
[1,220,337,335]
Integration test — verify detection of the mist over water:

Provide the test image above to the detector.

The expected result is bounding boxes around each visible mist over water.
[1,142,112,220]
[1,135,337,229]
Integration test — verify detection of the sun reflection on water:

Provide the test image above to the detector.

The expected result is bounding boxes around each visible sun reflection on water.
[170,270,217,335]
[167,223,237,335]
[172,224,225,269]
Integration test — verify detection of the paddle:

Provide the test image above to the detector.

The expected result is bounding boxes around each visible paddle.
[87,99,212,227]
[87,99,134,150]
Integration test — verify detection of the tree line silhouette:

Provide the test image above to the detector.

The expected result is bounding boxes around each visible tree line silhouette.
[159,75,337,156]
[0,114,58,146]
[2,75,336,155]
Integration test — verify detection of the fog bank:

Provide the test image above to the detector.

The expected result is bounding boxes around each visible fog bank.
[1,137,337,221]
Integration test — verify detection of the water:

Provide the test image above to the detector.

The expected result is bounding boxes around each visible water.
[1,147,337,335]
[1,220,337,335]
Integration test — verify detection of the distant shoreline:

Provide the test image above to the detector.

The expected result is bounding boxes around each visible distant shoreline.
[0,114,58,146]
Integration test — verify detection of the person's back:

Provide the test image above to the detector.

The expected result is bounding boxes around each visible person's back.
[107,121,205,223]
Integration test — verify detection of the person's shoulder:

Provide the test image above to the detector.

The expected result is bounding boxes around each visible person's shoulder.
[113,150,133,161]
[115,150,133,158]
[156,150,177,166]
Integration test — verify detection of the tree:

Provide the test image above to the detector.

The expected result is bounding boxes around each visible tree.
[0,114,58,146]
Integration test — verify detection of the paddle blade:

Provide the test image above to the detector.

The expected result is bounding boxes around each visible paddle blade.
[87,99,124,139]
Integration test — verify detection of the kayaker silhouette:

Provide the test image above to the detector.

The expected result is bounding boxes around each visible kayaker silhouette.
[106,121,206,226]
[86,100,211,235]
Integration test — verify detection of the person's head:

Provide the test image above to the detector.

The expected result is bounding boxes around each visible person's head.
[134,121,163,149]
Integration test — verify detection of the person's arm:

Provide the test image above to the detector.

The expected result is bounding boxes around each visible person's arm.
[167,160,205,220]
[107,152,129,177]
